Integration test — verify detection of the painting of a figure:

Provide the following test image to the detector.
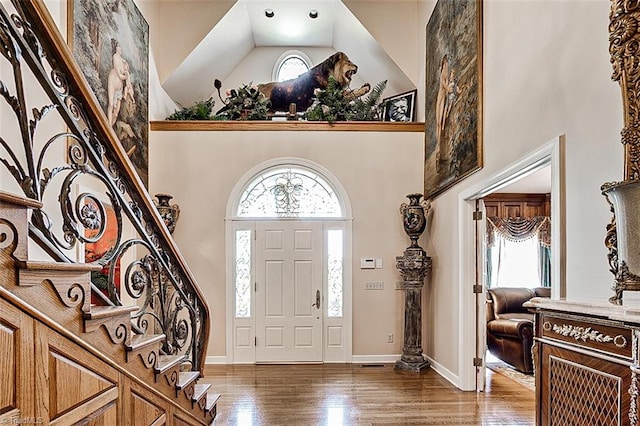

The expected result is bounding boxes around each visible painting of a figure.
[70,0,149,186]
[424,0,482,199]
[83,198,120,305]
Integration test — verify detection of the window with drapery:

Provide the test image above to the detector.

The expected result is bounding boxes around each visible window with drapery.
[486,216,551,288]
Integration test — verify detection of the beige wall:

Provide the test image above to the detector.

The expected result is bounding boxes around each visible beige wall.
[149,131,424,357]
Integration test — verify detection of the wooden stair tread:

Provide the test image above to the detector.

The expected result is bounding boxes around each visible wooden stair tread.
[155,354,185,374]
[192,384,211,402]
[176,371,200,390]
[0,190,42,208]
[16,259,102,272]
[206,393,221,410]
[126,333,165,352]
[84,305,138,320]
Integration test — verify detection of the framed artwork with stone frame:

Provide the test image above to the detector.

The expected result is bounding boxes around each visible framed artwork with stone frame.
[424,0,483,199]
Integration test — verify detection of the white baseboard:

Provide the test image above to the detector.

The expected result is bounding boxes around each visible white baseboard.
[351,354,401,364]
[205,356,228,365]
[205,355,402,365]
[424,355,461,389]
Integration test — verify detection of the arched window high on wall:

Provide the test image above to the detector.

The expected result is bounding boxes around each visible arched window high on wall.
[226,158,352,363]
[272,51,312,83]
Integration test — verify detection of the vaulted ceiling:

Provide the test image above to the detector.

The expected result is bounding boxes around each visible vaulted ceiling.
[157,0,422,108]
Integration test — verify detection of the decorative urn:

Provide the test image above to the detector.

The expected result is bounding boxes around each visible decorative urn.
[602,180,640,303]
[400,193,430,248]
[154,194,180,234]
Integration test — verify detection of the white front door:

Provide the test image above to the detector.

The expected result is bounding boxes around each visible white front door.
[255,221,323,362]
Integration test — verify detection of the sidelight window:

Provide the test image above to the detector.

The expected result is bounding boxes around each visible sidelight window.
[235,229,252,317]
[327,229,344,317]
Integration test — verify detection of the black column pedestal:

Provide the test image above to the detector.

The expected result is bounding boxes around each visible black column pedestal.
[394,247,432,372]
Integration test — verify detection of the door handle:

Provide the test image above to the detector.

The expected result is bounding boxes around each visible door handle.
[312,289,320,309]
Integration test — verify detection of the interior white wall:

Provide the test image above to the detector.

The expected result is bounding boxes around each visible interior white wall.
[343,1,420,86]
[148,130,424,357]
[155,1,236,84]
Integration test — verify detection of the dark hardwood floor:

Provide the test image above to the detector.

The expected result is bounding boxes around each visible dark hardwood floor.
[201,363,534,425]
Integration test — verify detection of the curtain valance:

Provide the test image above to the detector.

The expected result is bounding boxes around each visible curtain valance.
[487,216,551,248]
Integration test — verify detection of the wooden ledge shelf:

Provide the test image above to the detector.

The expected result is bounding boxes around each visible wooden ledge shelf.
[150,120,425,132]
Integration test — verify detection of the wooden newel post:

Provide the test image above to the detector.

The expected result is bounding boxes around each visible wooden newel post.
[395,194,432,372]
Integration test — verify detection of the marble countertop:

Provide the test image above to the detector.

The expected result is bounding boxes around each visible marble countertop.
[524,297,640,325]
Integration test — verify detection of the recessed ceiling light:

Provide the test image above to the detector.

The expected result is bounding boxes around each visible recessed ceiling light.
[309,10,318,19]
[265,9,275,18]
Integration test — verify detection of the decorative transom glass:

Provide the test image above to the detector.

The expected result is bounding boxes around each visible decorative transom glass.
[277,55,310,82]
[235,229,252,318]
[327,229,343,317]
[238,167,342,218]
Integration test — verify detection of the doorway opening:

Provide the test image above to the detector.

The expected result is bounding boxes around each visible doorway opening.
[458,136,565,391]
[225,158,353,364]
[481,171,551,390]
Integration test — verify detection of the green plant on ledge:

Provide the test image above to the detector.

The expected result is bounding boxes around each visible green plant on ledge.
[166,97,216,120]
[215,83,271,121]
[304,78,388,122]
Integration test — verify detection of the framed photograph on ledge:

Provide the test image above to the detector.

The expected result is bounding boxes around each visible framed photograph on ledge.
[69,0,149,186]
[382,90,417,122]
[424,0,483,199]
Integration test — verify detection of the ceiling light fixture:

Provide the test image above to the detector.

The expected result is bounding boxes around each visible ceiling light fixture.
[309,9,318,19]
[264,9,275,18]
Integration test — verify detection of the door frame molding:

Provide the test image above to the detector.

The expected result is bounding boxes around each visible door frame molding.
[224,158,353,364]
[457,136,566,390]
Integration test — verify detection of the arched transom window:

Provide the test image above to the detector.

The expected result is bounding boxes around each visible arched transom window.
[276,55,310,82]
[238,167,342,218]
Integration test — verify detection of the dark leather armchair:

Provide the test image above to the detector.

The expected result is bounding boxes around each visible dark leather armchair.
[486,286,551,374]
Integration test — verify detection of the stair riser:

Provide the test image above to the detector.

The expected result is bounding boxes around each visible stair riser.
[19,269,91,313]
[175,382,209,419]
[0,203,29,262]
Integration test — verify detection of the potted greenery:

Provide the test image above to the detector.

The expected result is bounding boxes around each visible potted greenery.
[215,83,270,121]
[304,78,387,123]
[166,98,216,120]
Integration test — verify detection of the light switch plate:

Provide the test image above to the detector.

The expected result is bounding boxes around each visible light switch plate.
[360,258,375,269]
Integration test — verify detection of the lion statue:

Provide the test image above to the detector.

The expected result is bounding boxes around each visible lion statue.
[257,51,371,112]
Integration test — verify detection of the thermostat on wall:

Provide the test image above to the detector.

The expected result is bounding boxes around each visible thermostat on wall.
[360,258,375,269]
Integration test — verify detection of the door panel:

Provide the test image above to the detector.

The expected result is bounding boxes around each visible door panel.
[265,260,284,316]
[256,221,323,362]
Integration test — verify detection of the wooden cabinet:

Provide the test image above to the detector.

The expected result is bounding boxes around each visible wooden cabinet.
[483,193,550,219]
[526,298,640,425]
